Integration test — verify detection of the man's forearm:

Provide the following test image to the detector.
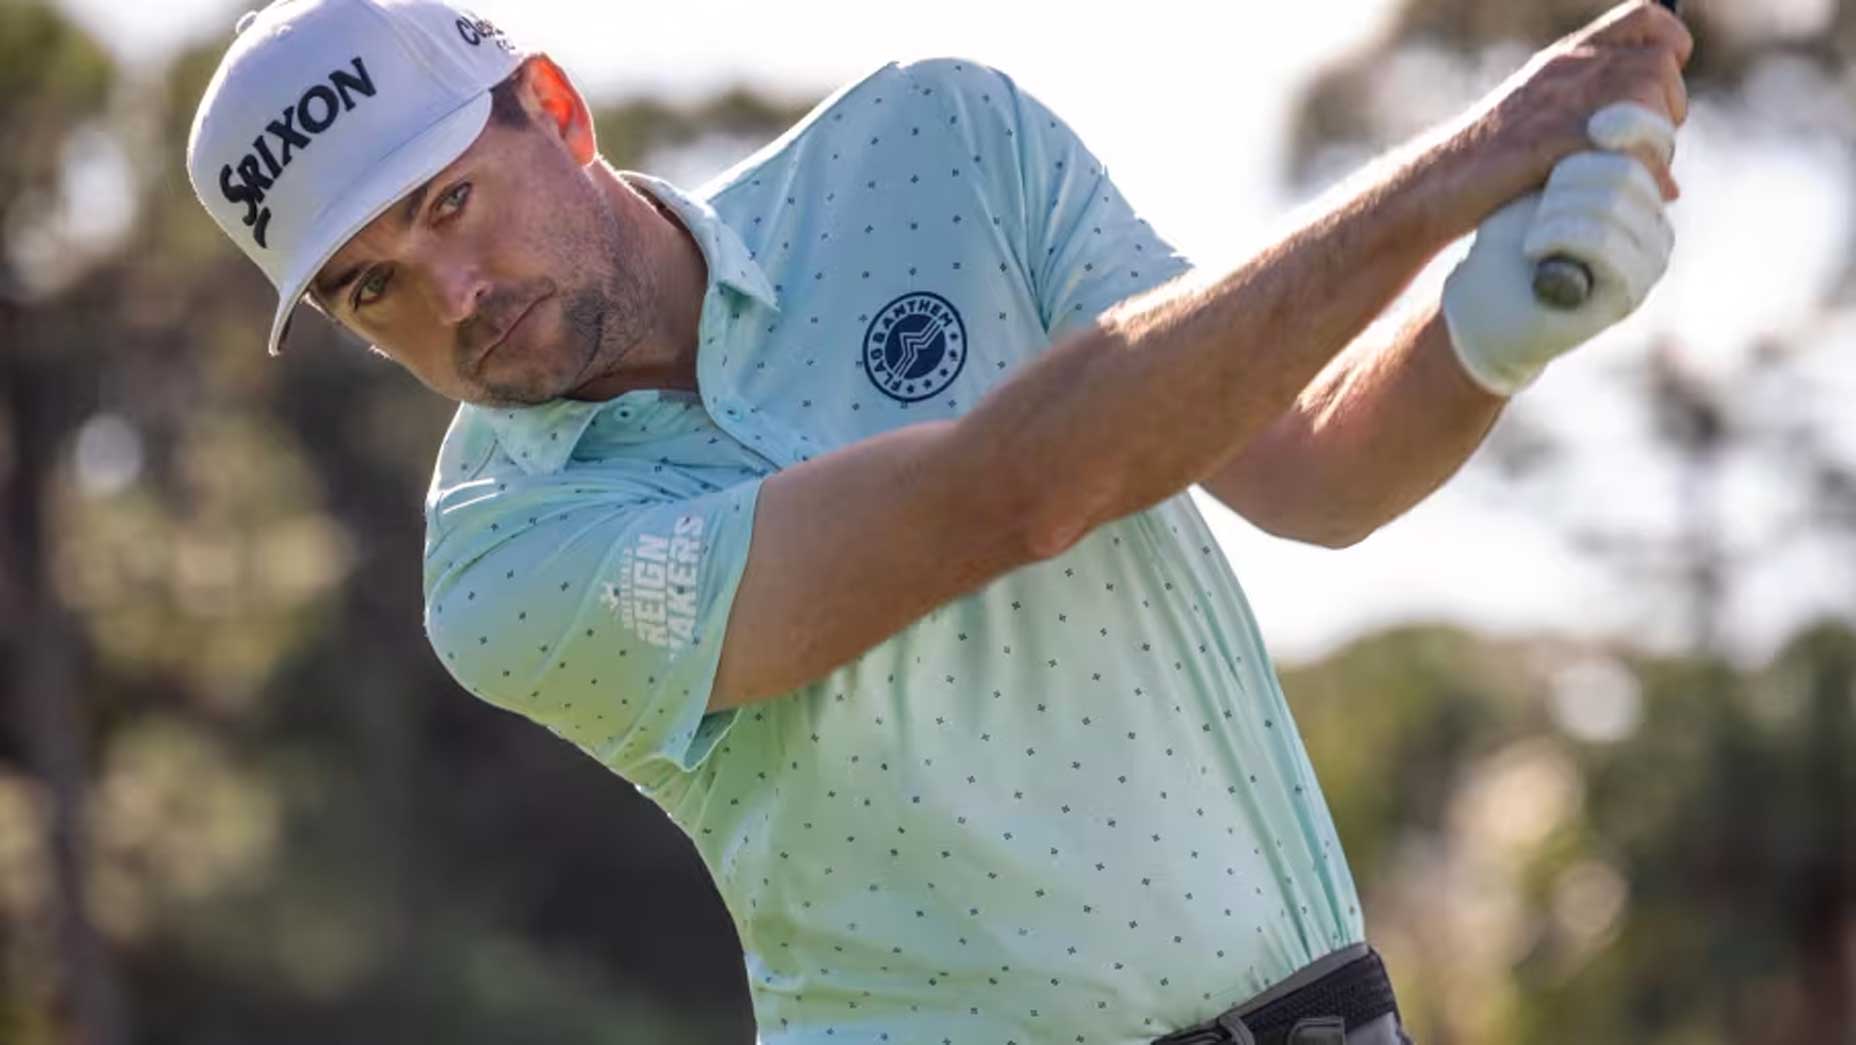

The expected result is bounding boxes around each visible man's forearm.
[1200,300,1505,547]
[961,132,1480,555]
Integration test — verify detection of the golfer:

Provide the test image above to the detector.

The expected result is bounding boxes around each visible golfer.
[188,2,1690,1042]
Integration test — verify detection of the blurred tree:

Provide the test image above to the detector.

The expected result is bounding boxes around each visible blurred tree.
[1286,620,1856,1045]
[1283,1,1856,1042]
[0,4,131,1043]
[1287,0,1849,182]
[3,2,815,1039]
[10,1,1852,1043]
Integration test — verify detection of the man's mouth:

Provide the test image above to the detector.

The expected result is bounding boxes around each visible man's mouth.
[471,291,552,372]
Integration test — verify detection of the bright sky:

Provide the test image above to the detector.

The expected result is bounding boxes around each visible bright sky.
[60,0,1856,665]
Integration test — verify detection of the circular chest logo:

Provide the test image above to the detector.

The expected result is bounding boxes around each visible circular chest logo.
[863,292,967,403]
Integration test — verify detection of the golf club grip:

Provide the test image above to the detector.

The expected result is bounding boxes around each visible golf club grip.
[1531,0,1681,310]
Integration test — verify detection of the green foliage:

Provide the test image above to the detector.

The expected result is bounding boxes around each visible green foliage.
[0,0,113,186]
[1281,8,1856,1037]
[1285,625,1522,871]
[1288,622,1856,1044]
[0,10,803,1042]
[4,2,1853,1043]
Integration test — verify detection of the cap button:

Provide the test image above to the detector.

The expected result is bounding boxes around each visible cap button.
[234,10,259,34]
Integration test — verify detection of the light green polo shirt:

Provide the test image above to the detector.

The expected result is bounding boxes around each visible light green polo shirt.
[424,56,1363,1045]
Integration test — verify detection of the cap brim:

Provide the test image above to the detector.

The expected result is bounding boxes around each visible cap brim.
[266,92,495,356]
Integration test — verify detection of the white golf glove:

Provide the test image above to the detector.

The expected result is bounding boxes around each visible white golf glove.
[1443,102,1678,396]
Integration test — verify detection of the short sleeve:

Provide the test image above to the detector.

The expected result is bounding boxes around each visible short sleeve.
[423,478,762,783]
[904,58,1195,340]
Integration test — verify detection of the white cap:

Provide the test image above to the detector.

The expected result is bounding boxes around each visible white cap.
[186,0,526,355]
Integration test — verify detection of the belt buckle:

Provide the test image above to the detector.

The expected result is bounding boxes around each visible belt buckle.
[1216,1012,1256,1045]
[1286,1015,1347,1044]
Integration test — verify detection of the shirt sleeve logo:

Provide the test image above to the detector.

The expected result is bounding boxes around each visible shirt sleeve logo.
[601,515,706,650]
[862,292,967,403]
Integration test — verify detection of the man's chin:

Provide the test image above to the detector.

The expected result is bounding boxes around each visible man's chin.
[453,350,588,408]
[468,380,570,409]
[454,307,613,407]
[459,371,572,409]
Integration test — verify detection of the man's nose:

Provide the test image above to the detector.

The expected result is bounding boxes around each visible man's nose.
[429,259,491,327]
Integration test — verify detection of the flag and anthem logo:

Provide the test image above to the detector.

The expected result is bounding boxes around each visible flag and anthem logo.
[863,291,967,403]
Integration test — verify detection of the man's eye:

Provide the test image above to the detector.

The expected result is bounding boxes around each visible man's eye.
[436,181,471,216]
[355,268,390,307]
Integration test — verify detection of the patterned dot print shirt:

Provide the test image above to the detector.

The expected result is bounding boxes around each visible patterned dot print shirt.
[424,58,1364,1045]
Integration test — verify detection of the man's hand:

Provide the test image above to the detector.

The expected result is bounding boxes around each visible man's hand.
[1441,0,1692,232]
[1443,101,1677,395]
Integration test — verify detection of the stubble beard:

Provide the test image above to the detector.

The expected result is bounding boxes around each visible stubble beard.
[471,188,656,408]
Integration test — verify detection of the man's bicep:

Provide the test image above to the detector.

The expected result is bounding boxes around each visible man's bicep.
[707,419,1042,711]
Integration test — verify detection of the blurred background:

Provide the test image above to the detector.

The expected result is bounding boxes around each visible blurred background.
[3,0,1853,1041]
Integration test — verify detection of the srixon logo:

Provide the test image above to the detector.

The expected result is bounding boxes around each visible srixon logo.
[219,57,379,249]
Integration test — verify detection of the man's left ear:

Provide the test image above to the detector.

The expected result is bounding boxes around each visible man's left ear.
[522,54,597,165]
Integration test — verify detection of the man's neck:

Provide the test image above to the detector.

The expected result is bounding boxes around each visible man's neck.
[565,167,709,401]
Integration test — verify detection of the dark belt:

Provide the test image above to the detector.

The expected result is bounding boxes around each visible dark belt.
[1153,947,1400,1045]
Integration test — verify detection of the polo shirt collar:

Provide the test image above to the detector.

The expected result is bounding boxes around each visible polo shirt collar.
[472,171,778,476]
[627,171,780,310]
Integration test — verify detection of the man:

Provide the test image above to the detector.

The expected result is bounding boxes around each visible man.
[187,1,1690,1042]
